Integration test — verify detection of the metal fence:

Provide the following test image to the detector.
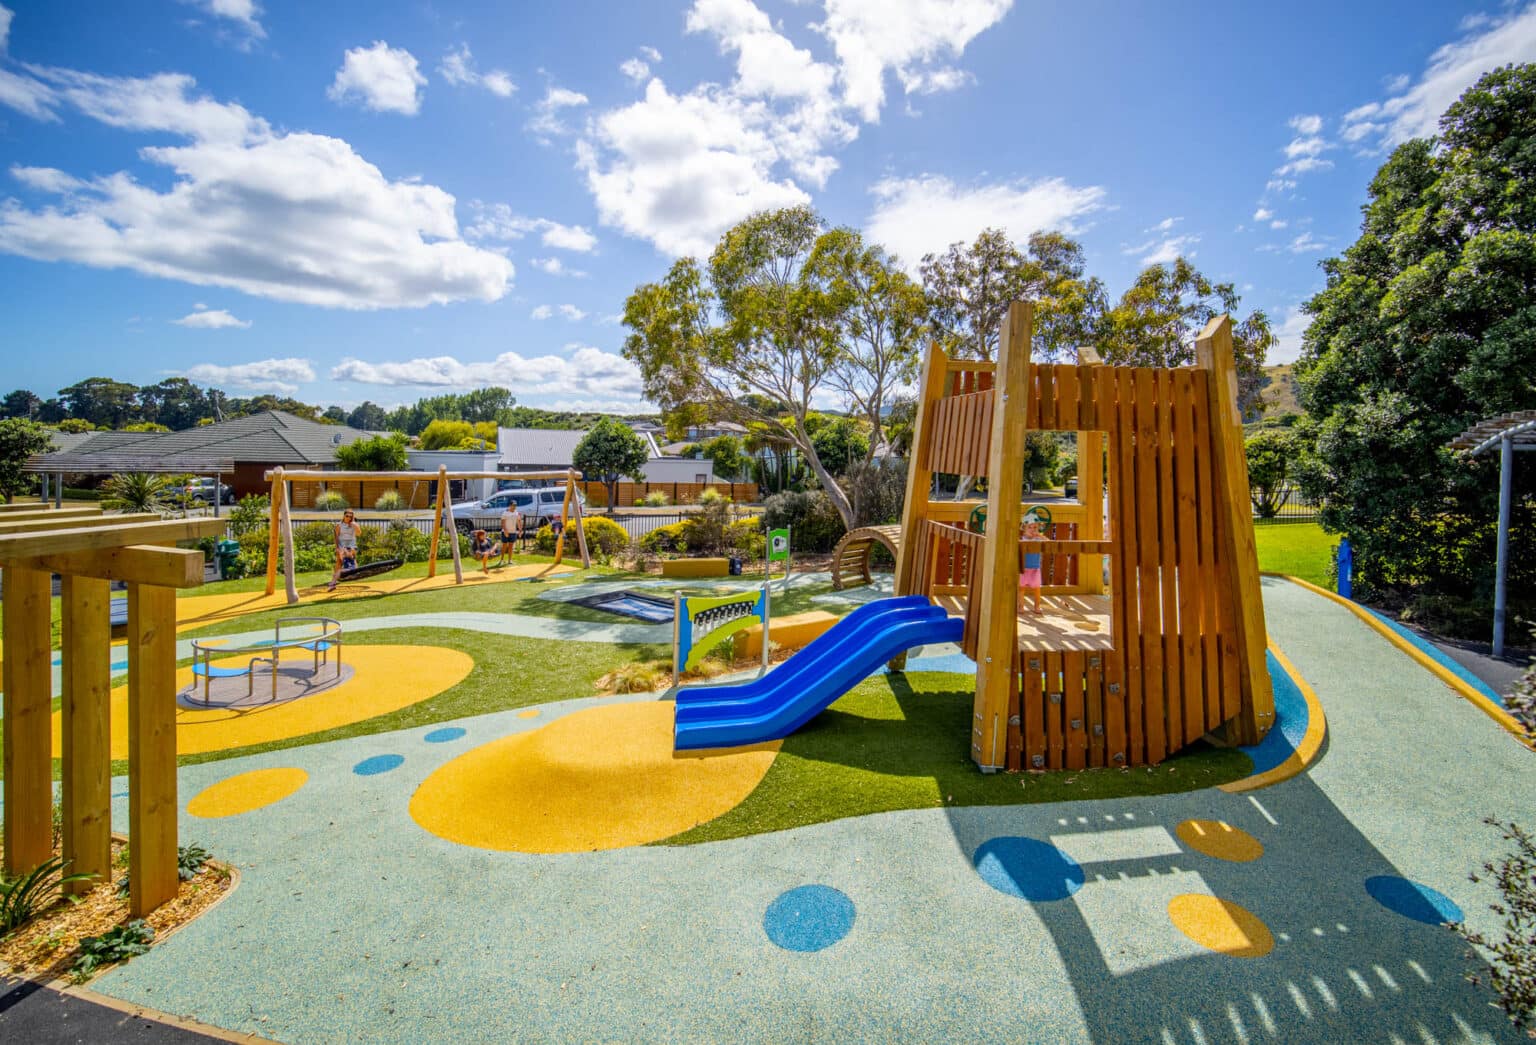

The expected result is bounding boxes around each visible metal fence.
[1252,483,1319,524]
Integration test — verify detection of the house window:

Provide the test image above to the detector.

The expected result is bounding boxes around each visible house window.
[695,474,708,484]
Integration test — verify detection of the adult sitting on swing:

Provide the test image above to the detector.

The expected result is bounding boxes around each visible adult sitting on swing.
[328,509,361,592]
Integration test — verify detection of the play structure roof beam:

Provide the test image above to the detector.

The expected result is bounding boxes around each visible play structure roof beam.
[264,468,583,482]
[1449,410,1536,453]
[25,455,235,474]
[0,517,226,563]
[1450,413,1536,657]
[29,545,207,588]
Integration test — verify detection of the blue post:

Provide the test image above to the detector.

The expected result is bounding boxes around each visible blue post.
[1337,538,1353,600]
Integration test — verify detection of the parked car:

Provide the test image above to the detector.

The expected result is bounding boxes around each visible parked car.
[449,488,585,534]
[1064,477,1078,500]
[184,477,233,505]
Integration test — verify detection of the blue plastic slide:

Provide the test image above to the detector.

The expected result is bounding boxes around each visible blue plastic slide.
[673,596,964,750]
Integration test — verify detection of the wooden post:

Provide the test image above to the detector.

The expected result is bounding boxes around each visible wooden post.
[428,467,446,577]
[127,583,178,916]
[444,467,463,584]
[1196,315,1275,744]
[894,343,950,599]
[278,478,299,604]
[972,302,1033,771]
[569,469,590,568]
[264,470,281,596]
[2,566,52,875]
[1078,347,1106,596]
[61,575,113,895]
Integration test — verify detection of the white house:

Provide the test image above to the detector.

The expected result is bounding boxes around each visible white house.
[406,448,500,501]
[497,426,715,485]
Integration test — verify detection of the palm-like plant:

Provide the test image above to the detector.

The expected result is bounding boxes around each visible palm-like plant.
[102,472,173,515]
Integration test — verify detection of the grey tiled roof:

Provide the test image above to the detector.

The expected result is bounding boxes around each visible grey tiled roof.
[30,411,371,468]
[497,428,588,468]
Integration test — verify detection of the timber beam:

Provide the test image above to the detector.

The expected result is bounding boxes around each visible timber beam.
[26,545,208,588]
[0,512,158,536]
[0,518,226,563]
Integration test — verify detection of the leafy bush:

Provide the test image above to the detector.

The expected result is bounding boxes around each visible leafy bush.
[640,491,670,507]
[71,920,154,980]
[1,856,94,932]
[226,494,269,538]
[374,490,406,511]
[314,490,350,511]
[639,521,689,554]
[683,495,733,555]
[1507,656,1536,742]
[1455,818,1536,1032]
[334,433,408,471]
[763,490,846,552]
[102,472,173,515]
[582,516,630,560]
[844,461,906,528]
[177,843,211,881]
[726,516,764,559]
[1245,429,1297,518]
[698,487,727,507]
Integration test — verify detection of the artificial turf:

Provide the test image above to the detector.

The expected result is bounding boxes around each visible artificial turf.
[660,670,1254,845]
[1253,521,1335,588]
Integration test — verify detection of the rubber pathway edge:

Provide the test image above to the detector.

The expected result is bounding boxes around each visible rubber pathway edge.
[1265,572,1532,749]
[1219,640,1327,793]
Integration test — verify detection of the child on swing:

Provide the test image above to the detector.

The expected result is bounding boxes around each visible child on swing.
[1018,516,1046,614]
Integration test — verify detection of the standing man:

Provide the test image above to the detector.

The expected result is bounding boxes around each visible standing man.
[500,498,523,562]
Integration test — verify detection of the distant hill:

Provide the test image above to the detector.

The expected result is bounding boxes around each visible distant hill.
[1258,364,1303,418]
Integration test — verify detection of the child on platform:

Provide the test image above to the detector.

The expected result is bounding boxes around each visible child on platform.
[1018,518,1045,614]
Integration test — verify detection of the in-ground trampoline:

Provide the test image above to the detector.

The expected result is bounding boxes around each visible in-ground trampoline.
[567,590,676,623]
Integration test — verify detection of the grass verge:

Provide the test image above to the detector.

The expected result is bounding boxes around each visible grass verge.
[1254,522,1334,589]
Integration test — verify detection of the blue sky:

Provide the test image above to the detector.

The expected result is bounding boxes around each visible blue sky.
[1,0,1532,412]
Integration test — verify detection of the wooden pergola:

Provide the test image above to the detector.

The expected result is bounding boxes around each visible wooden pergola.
[1450,410,1536,657]
[0,504,224,915]
[262,467,590,603]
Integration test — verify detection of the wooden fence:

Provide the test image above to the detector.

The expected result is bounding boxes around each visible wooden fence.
[581,481,760,507]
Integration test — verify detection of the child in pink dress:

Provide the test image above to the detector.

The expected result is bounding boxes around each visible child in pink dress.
[1018,519,1045,614]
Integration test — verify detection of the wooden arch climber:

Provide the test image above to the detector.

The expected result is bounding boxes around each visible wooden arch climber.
[830,525,903,590]
[893,301,1275,773]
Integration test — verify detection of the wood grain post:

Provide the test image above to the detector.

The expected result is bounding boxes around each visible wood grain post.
[569,470,591,568]
[61,575,112,895]
[264,470,281,596]
[279,479,298,605]
[443,467,463,584]
[1196,315,1275,744]
[428,468,445,577]
[972,301,1033,771]
[2,565,53,875]
[1078,347,1106,596]
[127,583,178,916]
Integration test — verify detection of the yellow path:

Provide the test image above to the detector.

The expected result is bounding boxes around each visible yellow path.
[174,561,578,630]
[53,644,474,757]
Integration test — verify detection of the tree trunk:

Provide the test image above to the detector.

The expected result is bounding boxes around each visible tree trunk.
[798,438,855,529]
[955,474,976,500]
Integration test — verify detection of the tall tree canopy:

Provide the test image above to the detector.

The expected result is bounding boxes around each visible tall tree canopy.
[0,419,52,502]
[1297,63,1536,607]
[573,417,650,510]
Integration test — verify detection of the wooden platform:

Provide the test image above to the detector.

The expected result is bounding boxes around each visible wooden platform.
[935,593,1113,652]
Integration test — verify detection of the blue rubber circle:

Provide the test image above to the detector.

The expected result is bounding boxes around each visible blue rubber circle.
[1365,876,1462,924]
[763,885,856,952]
[424,727,467,744]
[974,836,1084,901]
[353,754,404,776]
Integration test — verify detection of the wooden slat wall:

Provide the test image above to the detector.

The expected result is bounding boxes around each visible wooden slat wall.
[928,391,995,477]
[995,361,1260,771]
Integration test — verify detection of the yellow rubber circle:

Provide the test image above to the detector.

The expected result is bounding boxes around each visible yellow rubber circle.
[1168,894,1274,958]
[1176,819,1264,862]
[187,767,309,818]
[410,701,779,853]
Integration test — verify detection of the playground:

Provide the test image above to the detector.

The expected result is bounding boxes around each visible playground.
[1,310,1531,1042]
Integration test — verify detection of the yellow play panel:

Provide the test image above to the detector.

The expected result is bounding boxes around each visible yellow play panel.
[410,702,779,853]
[174,561,578,630]
[51,645,474,758]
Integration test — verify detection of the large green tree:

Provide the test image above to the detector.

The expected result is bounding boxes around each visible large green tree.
[138,378,210,430]
[1296,64,1536,608]
[58,377,141,429]
[0,418,52,502]
[573,417,650,511]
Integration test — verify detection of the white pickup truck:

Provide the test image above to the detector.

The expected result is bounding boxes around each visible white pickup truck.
[447,487,584,534]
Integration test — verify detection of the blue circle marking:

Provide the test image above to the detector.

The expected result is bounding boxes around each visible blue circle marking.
[1365,875,1462,924]
[424,727,467,744]
[353,754,405,776]
[974,836,1085,901]
[763,885,856,952]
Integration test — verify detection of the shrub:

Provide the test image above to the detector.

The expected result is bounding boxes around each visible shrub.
[334,433,408,471]
[71,920,154,981]
[374,490,406,511]
[698,487,727,507]
[1,856,94,932]
[641,491,670,507]
[596,662,669,694]
[726,516,764,560]
[102,472,173,515]
[314,490,350,511]
[177,843,211,881]
[844,461,906,528]
[1508,656,1536,742]
[1454,818,1536,1032]
[640,521,689,554]
[683,494,733,555]
[226,494,269,538]
[763,489,846,553]
[581,516,630,560]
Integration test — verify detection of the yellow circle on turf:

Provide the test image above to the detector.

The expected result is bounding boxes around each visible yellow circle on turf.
[1176,819,1264,862]
[188,767,309,818]
[517,709,540,719]
[1168,894,1274,958]
[410,701,779,853]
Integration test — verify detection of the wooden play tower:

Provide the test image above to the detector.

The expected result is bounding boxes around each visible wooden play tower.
[894,301,1274,772]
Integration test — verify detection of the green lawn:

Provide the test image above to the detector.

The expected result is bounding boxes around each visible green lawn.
[1254,521,1335,588]
[661,670,1253,845]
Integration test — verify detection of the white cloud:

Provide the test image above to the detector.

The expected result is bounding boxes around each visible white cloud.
[328,41,426,115]
[530,257,587,277]
[620,57,651,82]
[1274,156,1332,177]
[1288,232,1327,254]
[0,67,513,309]
[528,85,589,139]
[1382,72,1410,93]
[182,0,265,43]
[866,174,1105,271]
[1269,219,1287,229]
[11,165,81,192]
[330,344,647,409]
[815,0,1013,120]
[1268,304,1309,364]
[1288,113,1322,136]
[0,4,12,52]
[688,0,839,102]
[1124,234,1199,266]
[1253,206,1273,221]
[1265,177,1297,193]
[530,304,553,320]
[1148,216,1182,232]
[465,203,597,252]
[1342,3,1536,149]
[1283,135,1329,159]
[531,302,586,320]
[184,357,314,393]
[173,306,250,329]
[438,44,515,97]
